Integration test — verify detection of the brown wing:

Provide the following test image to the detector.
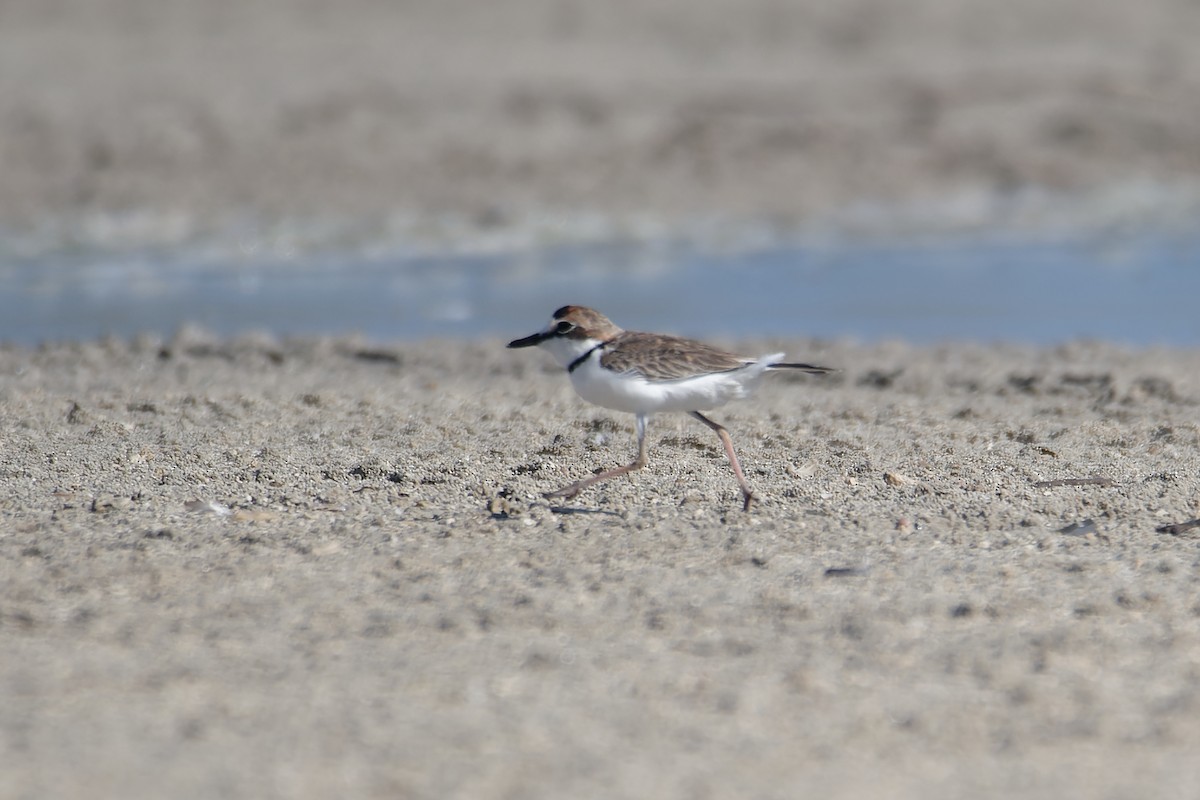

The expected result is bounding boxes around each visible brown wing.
[599,332,749,381]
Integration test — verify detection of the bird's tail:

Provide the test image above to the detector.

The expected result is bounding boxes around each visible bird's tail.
[766,359,836,375]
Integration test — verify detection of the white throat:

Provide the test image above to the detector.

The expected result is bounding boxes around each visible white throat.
[539,335,607,371]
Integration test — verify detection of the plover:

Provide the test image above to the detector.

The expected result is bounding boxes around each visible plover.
[508,305,833,510]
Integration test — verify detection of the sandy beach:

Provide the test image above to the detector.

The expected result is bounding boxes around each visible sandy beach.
[5,335,1200,798]
[4,1,1200,798]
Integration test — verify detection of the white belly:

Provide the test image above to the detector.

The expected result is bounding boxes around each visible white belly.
[568,354,781,414]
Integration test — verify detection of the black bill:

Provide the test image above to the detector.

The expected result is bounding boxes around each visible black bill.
[507,331,552,348]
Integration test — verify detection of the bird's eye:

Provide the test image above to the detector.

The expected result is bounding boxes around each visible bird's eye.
[555,321,574,334]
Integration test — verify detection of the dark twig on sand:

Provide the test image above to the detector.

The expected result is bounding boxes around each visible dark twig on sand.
[1156,518,1200,535]
[1033,476,1114,488]
[824,566,870,578]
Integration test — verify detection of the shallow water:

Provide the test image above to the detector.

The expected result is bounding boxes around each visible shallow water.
[2,232,1197,346]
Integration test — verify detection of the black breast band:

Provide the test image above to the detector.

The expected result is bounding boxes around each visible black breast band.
[567,342,608,374]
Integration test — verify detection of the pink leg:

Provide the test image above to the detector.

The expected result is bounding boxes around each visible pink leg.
[546,414,649,502]
[690,411,754,511]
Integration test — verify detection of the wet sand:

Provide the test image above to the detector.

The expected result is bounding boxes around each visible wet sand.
[4,335,1200,798]
[5,1,1200,798]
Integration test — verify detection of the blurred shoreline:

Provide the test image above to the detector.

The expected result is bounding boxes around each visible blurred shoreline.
[6,1,1200,347]
[4,226,1199,347]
